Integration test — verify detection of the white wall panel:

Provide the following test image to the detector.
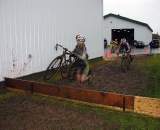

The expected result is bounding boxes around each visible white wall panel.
[0,0,103,81]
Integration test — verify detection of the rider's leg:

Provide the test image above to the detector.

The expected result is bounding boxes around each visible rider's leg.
[80,61,90,82]
[81,74,89,82]
[127,50,133,62]
[130,54,133,62]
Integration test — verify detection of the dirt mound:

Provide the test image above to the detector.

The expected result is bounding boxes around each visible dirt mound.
[54,58,149,96]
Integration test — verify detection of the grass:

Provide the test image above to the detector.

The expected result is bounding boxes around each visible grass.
[0,90,160,130]
[0,89,16,102]
[135,54,160,98]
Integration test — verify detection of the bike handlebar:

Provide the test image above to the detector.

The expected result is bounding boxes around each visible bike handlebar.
[55,43,88,60]
[55,43,73,54]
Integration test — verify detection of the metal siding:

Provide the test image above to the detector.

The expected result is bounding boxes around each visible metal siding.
[0,0,103,81]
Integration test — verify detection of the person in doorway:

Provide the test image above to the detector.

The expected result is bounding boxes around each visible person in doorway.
[104,38,108,49]
[73,34,90,83]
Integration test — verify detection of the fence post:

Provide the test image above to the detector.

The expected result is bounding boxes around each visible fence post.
[123,96,126,112]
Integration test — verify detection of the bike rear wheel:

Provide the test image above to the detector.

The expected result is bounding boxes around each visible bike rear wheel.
[43,56,62,80]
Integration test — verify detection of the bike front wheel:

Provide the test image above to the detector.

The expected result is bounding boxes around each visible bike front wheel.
[121,56,128,72]
[61,60,70,79]
[43,56,62,80]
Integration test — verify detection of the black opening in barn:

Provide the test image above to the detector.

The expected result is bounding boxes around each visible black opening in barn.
[112,29,134,45]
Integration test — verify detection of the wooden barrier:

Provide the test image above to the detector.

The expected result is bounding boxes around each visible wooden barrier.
[5,78,134,110]
[5,78,160,117]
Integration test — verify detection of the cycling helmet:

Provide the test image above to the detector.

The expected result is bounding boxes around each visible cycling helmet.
[76,34,85,42]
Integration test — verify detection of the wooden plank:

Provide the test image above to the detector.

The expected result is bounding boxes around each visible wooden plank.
[5,78,134,110]
[134,96,160,118]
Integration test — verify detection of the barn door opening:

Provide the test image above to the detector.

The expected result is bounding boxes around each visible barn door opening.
[112,29,134,46]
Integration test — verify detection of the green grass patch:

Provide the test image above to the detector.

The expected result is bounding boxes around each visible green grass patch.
[135,55,160,98]
[0,91,160,130]
[0,89,18,103]
[33,94,160,130]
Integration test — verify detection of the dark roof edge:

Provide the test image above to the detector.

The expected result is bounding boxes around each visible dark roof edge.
[104,13,153,32]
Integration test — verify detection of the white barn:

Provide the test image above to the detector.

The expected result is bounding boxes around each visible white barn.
[0,0,103,82]
[104,13,153,45]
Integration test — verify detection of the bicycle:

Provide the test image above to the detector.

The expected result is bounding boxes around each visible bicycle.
[120,48,133,72]
[43,44,78,80]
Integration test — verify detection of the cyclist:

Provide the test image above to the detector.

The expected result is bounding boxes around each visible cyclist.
[111,39,119,53]
[117,38,132,61]
[73,34,90,83]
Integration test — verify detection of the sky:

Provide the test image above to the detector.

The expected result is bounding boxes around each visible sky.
[103,0,160,34]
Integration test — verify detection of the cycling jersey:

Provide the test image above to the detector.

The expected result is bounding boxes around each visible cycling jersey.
[119,40,131,53]
[73,44,89,76]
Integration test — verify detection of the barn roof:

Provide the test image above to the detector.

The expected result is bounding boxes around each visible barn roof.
[104,13,153,32]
